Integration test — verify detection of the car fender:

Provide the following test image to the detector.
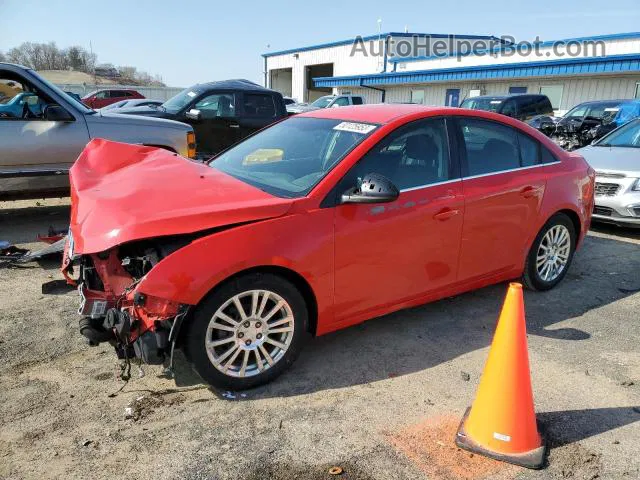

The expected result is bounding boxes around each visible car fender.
[529,158,591,255]
[136,208,335,324]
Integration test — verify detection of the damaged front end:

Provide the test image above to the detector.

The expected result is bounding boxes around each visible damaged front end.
[550,121,601,152]
[62,235,190,368]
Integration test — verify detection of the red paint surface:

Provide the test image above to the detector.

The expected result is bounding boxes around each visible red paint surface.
[67,106,593,337]
[82,90,144,109]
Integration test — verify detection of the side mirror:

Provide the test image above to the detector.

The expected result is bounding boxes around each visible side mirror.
[44,105,74,122]
[341,173,399,204]
[185,108,202,121]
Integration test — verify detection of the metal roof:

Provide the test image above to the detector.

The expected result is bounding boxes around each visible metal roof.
[261,32,503,58]
[313,54,640,88]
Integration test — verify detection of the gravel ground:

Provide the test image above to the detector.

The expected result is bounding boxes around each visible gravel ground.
[0,199,639,480]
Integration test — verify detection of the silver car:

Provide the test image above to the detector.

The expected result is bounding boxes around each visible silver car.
[578,118,640,227]
[0,63,195,200]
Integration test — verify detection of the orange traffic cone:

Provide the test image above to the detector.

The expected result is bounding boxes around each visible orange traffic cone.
[455,282,546,469]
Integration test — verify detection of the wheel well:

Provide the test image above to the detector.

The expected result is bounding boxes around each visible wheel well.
[197,266,319,337]
[557,209,581,240]
[144,144,176,153]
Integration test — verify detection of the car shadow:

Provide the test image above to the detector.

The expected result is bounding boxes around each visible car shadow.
[173,232,640,399]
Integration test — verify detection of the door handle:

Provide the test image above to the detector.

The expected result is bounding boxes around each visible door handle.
[433,208,460,221]
[520,186,540,198]
[228,123,240,128]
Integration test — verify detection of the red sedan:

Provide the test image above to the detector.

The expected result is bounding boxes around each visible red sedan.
[81,89,144,109]
[63,105,594,390]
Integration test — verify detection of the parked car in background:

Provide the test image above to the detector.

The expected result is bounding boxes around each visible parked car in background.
[460,94,553,122]
[82,88,144,109]
[283,96,297,105]
[0,62,195,200]
[64,104,594,390]
[533,99,639,151]
[99,98,163,111]
[578,118,640,227]
[286,94,365,114]
[115,79,288,157]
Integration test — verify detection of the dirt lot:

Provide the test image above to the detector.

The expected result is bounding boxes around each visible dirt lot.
[1,199,639,480]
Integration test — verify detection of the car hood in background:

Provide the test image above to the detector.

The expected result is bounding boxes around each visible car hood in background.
[91,110,187,129]
[110,105,168,117]
[69,139,293,254]
[578,145,640,175]
[286,104,318,114]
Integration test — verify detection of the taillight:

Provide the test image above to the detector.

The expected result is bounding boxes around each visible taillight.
[187,131,196,159]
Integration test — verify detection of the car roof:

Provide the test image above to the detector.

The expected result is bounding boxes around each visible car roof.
[464,95,507,101]
[575,99,632,106]
[298,104,463,124]
[189,79,274,93]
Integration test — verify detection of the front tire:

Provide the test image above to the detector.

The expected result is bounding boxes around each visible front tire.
[184,273,308,390]
[522,213,576,291]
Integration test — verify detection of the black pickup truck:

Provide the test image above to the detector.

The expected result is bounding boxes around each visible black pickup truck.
[116,79,288,157]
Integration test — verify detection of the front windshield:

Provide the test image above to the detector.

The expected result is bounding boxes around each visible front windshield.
[210,117,378,197]
[162,87,201,114]
[28,70,95,114]
[564,102,621,123]
[310,96,334,108]
[460,98,503,112]
[595,119,640,148]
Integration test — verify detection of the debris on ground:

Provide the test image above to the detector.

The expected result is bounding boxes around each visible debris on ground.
[123,392,186,421]
[460,371,471,382]
[328,466,344,475]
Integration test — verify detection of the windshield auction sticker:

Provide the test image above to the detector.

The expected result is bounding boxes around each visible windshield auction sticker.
[333,122,376,134]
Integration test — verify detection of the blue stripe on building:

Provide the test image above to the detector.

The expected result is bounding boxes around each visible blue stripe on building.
[313,54,640,88]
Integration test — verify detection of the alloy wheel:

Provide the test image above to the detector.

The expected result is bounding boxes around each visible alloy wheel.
[536,224,571,282]
[204,289,295,378]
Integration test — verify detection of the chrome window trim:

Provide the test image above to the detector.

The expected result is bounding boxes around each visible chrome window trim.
[397,161,560,193]
[462,161,560,181]
[400,178,461,193]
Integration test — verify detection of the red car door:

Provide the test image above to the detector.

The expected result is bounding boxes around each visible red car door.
[332,118,464,323]
[454,117,547,283]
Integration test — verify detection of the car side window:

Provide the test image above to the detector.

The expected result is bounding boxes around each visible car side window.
[0,75,51,121]
[352,97,363,105]
[343,118,451,191]
[243,93,276,117]
[333,97,350,107]
[95,91,108,99]
[459,118,520,176]
[518,132,540,167]
[500,99,517,117]
[540,144,558,164]
[194,93,236,119]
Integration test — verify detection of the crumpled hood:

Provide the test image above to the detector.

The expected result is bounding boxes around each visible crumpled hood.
[69,139,293,254]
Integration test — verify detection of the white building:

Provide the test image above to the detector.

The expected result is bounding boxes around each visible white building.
[263,32,640,114]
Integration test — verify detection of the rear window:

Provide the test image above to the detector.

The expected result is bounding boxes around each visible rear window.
[460,98,504,113]
[352,97,364,105]
[244,93,276,117]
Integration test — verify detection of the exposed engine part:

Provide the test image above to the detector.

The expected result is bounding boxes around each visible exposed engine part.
[104,308,132,340]
[79,317,113,345]
[133,330,166,365]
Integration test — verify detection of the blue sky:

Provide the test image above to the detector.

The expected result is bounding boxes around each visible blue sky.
[2,0,640,87]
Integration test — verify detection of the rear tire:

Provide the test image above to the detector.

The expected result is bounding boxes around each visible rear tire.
[522,213,576,291]
[183,272,308,390]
